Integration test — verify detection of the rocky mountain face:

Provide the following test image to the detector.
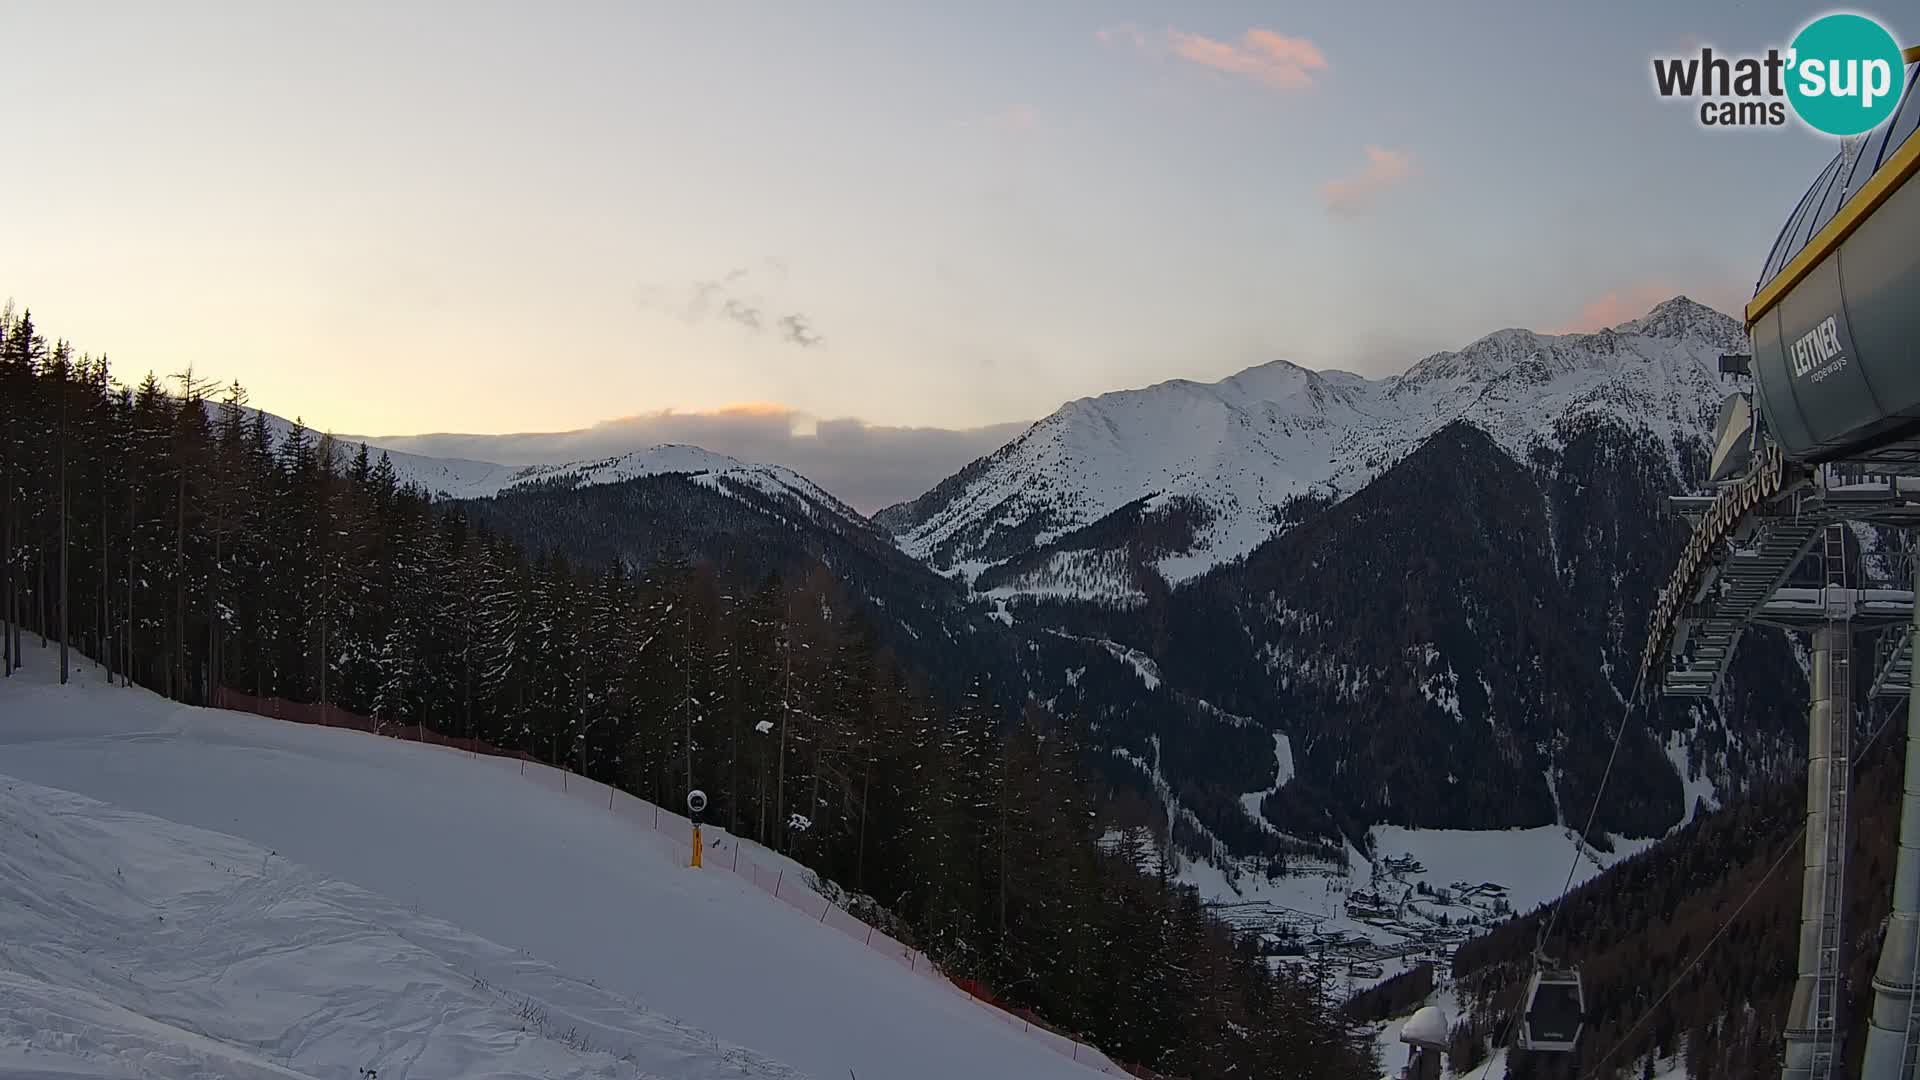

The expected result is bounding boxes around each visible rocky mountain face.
[882,297,1814,862]
[880,297,1748,598]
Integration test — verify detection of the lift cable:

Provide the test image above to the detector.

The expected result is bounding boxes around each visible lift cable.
[1576,697,1905,1079]
[1456,695,1642,1079]
[1538,696,1639,963]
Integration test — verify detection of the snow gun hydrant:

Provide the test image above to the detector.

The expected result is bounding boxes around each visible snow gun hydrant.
[687,789,707,869]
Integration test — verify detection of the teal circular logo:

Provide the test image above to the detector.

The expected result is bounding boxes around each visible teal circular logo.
[1786,14,1906,136]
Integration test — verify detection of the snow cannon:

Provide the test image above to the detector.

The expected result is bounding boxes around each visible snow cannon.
[1396,1005,1449,1080]
[1746,54,1920,466]
[686,789,707,869]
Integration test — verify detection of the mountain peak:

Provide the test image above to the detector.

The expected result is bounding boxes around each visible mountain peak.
[1611,295,1742,345]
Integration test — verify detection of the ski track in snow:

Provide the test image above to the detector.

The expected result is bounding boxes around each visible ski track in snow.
[0,662,1117,1080]
[0,775,802,1080]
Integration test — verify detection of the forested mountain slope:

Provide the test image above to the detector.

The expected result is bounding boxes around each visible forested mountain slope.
[1444,692,1908,1079]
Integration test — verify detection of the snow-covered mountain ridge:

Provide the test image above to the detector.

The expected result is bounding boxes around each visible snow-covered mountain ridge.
[879,297,1744,594]
[250,406,877,538]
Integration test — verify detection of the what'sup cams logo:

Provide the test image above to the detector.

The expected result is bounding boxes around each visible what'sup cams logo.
[1653,12,1907,135]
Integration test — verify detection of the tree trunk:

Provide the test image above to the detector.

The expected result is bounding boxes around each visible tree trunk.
[125,457,134,690]
[101,470,110,681]
[997,771,1008,937]
[2,455,11,677]
[857,759,871,893]
[777,619,791,850]
[58,377,68,685]
[174,464,185,700]
[2,383,12,677]
[208,528,221,698]
[318,509,328,707]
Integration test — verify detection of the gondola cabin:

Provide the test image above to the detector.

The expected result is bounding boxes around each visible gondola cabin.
[1520,968,1584,1053]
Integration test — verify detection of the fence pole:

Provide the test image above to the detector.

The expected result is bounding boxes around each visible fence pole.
[732,843,740,872]
[775,869,783,897]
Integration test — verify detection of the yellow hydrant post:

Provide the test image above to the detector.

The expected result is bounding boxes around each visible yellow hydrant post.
[691,823,703,868]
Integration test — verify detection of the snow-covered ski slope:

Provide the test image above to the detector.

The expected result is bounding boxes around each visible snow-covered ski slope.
[0,775,802,1080]
[0,661,1119,1080]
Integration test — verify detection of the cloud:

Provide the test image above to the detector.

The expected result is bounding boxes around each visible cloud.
[1101,24,1328,91]
[638,264,824,350]
[720,297,762,332]
[777,314,823,348]
[1553,283,1676,333]
[359,406,1029,513]
[1321,146,1414,214]
[998,103,1040,131]
[1169,28,1327,89]
[1551,279,1749,334]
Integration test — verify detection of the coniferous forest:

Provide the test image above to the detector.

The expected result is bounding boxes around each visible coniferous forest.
[0,306,1378,1080]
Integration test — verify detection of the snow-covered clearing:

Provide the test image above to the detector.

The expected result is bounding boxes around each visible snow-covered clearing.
[1237,732,1294,836]
[1664,731,1719,831]
[0,660,1118,1080]
[1368,825,1656,918]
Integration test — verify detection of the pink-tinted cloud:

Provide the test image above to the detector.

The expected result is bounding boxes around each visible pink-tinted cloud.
[1552,280,1747,334]
[997,103,1040,132]
[1555,283,1681,333]
[1099,24,1328,91]
[1321,146,1415,214]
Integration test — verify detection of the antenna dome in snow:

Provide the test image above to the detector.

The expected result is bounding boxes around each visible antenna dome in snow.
[1400,1005,1449,1049]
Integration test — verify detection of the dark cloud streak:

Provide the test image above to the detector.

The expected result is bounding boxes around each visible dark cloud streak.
[778,313,822,348]
[639,263,824,350]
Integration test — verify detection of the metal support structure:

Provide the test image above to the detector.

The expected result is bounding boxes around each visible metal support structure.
[1861,552,1920,1080]
[1784,526,1854,1080]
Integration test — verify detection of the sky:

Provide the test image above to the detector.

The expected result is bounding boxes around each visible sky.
[1,1,1893,504]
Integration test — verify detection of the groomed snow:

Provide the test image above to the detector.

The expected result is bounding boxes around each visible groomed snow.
[0,776,800,1080]
[0,660,1119,1080]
